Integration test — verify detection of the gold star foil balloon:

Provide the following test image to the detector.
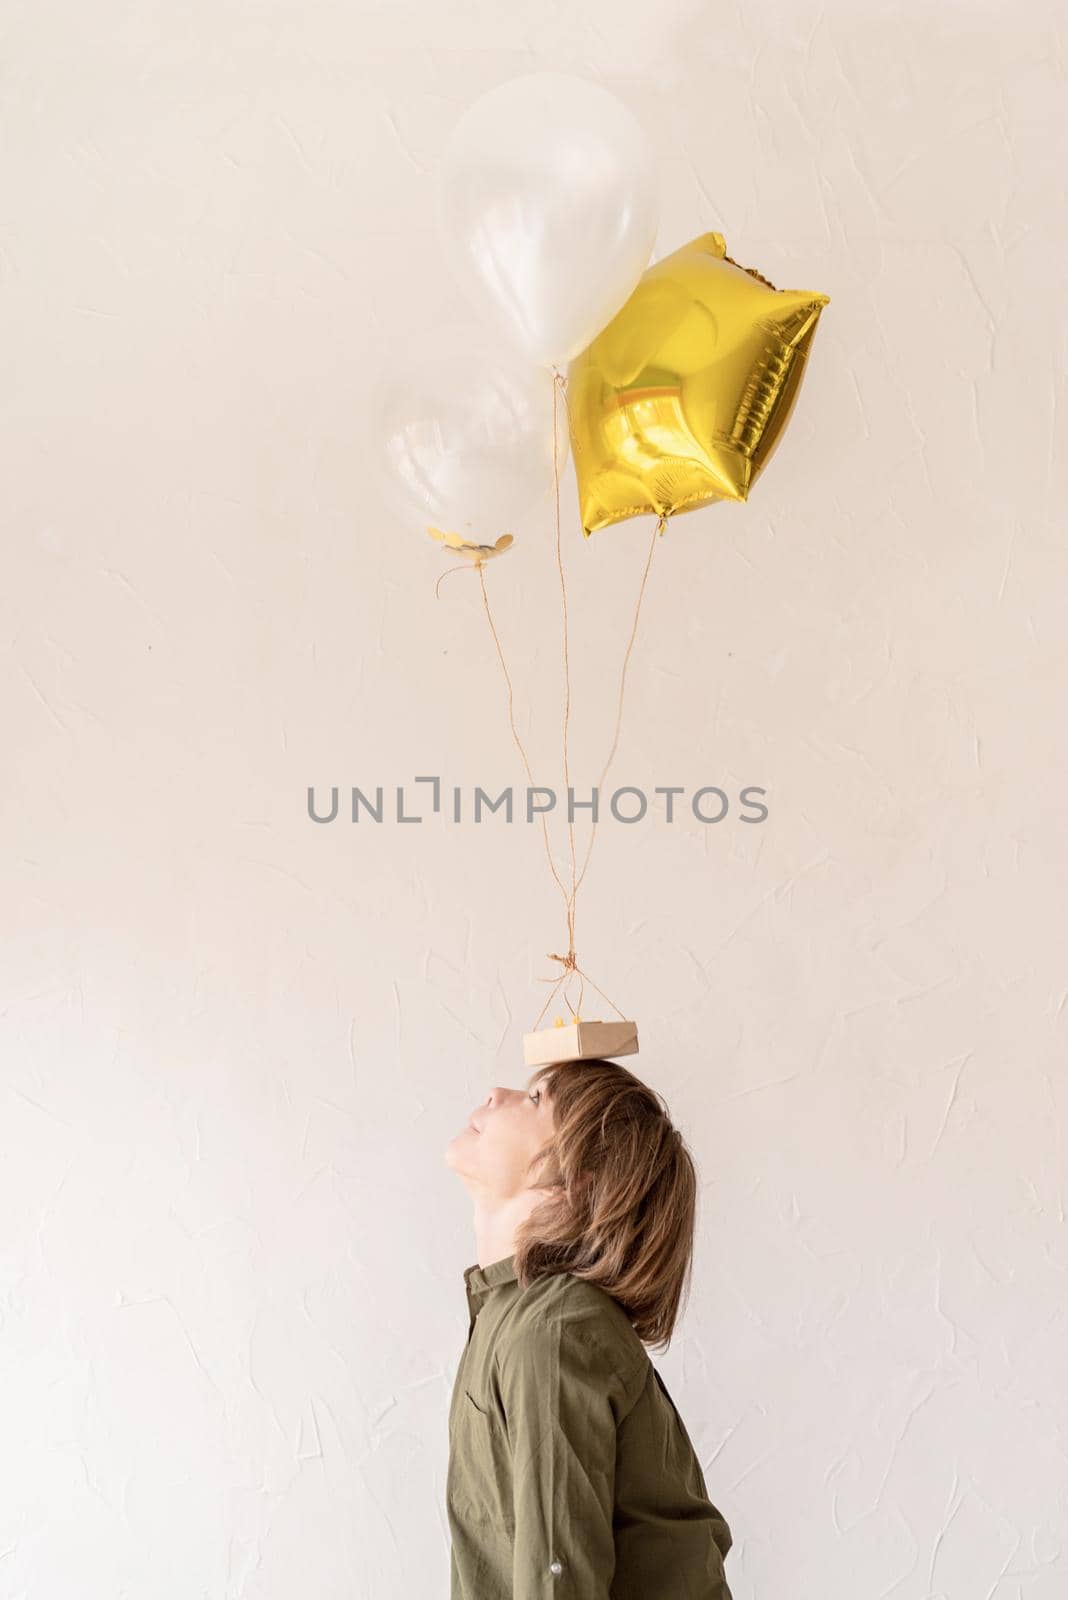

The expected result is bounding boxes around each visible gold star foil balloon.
[567,232,830,535]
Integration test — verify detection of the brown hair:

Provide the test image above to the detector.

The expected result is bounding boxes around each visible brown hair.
[513,1057,698,1350]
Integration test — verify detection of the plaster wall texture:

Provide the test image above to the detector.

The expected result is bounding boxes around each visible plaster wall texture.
[2,2,1066,1596]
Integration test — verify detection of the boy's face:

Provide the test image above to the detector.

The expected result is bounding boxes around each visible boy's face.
[444,1073,556,1198]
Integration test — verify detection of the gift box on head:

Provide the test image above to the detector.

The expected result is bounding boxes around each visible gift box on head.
[523,1017,639,1067]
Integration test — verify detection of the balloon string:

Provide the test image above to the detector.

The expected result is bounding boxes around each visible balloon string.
[460,377,663,1035]
[475,554,629,1032]
[476,563,574,922]
[434,561,471,600]
[530,949,628,1032]
[551,368,579,973]
[531,373,662,1029]
[571,515,663,903]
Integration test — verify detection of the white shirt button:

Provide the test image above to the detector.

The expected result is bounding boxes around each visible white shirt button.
[549,1558,563,1576]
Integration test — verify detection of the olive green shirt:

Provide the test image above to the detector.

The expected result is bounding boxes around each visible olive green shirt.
[447,1254,734,1599]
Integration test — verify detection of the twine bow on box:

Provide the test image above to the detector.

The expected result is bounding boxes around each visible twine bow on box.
[532,945,628,1033]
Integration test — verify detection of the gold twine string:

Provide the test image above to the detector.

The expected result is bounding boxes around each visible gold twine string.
[528,511,663,1031]
[476,560,634,1032]
[550,367,579,980]
[447,372,663,1035]
[434,562,473,600]
[476,562,573,920]
[571,514,664,903]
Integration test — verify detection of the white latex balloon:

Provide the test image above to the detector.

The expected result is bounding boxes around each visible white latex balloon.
[439,73,659,369]
[376,326,569,540]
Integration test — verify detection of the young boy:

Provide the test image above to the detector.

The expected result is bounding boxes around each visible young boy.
[443,1055,735,1598]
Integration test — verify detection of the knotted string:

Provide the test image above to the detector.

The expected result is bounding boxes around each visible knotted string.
[531,947,629,1033]
[528,368,663,1029]
[476,563,631,1031]
[549,367,579,1000]
[439,372,664,1033]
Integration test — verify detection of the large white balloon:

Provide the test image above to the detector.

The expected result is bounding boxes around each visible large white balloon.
[438,73,659,370]
[376,326,569,540]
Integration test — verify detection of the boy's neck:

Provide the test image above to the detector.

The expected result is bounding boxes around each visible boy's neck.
[471,1189,546,1269]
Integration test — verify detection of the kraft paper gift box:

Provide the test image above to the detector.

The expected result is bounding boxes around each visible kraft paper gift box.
[523,1019,639,1067]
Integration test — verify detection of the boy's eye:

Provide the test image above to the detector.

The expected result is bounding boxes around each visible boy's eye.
[528,1088,541,1106]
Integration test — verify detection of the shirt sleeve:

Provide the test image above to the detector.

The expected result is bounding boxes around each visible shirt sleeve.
[497,1313,620,1600]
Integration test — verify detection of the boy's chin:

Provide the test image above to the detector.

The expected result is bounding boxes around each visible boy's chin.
[443,1129,476,1170]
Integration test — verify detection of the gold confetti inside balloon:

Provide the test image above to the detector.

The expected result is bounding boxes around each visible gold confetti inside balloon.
[428,527,515,566]
[567,232,830,536]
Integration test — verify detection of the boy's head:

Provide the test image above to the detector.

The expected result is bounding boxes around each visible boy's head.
[444,1069,559,1199]
[444,1057,698,1348]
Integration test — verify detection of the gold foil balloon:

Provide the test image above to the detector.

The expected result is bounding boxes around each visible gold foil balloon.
[567,232,830,535]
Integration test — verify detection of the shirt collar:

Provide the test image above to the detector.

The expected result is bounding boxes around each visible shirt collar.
[463,1253,518,1321]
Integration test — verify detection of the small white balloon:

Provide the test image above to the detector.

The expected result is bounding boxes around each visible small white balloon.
[376,326,568,540]
[439,72,659,369]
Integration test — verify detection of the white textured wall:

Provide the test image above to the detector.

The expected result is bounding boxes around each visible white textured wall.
[3,2,1066,1596]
